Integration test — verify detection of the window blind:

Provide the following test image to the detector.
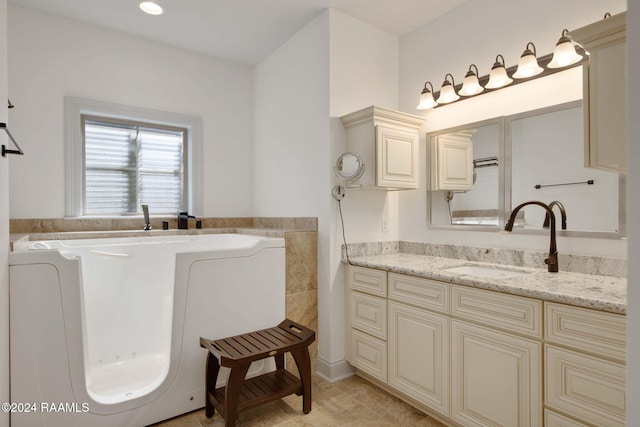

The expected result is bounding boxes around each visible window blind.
[83,117,186,215]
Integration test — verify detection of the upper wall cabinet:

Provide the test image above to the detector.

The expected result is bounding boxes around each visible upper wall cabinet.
[430,130,474,191]
[340,106,424,190]
[571,12,626,173]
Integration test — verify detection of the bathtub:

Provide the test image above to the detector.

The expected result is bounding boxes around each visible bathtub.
[9,233,285,426]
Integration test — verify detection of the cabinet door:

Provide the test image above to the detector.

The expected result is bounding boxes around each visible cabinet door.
[571,12,626,172]
[451,320,542,427]
[376,125,418,188]
[388,302,449,416]
[432,133,473,191]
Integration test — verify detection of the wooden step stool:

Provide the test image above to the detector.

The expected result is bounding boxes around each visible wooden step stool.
[200,319,315,427]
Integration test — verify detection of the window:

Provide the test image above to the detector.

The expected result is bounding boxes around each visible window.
[65,97,202,217]
[82,116,186,215]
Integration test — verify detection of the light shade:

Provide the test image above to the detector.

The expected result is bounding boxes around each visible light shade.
[436,74,460,104]
[416,81,438,110]
[139,1,163,15]
[513,42,544,79]
[485,54,513,89]
[548,29,583,68]
[459,64,484,96]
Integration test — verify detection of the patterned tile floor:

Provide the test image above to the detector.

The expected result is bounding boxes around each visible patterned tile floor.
[151,374,447,427]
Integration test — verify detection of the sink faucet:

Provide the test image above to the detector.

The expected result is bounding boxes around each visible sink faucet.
[505,201,559,273]
[142,204,152,231]
[543,200,567,230]
[177,211,196,230]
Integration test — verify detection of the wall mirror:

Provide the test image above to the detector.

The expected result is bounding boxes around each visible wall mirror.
[428,100,626,238]
[428,118,504,229]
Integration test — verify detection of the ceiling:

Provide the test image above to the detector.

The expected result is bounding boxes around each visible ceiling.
[7,0,466,65]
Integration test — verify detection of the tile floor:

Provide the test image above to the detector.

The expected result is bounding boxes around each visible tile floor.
[152,374,447,427]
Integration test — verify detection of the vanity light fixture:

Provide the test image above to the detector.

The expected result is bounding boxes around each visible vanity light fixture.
[513,42,544,79]
[416,24,590,110]
[139,1,163,15]
[548,29,583,68]
[416,81,438,110]
[458,64,484,96]
[436,74,460,104]
[485,55,513,89]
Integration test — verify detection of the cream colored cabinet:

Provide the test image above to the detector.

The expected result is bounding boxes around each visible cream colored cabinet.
[346,266,388,381]
[449,286,543,426]
[340,106,424,190]
[346,266,626,427]
[544,302,626,426]
[430,130,474,191]
[388,301,449,417]
[571,12,626,173]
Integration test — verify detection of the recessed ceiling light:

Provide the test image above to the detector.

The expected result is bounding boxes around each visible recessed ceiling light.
[139,1,163,15]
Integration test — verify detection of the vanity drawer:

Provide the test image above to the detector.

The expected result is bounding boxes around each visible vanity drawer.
[350,291,387,339]
[451,285,542,338]
[545,410,590,427]
[388,273,449,313]
[545,345,625,427]
[348,265,387,297]
[350,329,387,382]
[545,302,626,361]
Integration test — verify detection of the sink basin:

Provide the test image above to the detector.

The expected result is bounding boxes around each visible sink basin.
[443,265,530,279]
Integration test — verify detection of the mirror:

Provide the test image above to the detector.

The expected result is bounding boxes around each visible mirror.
[334,152,365,187]
[507,101,623,235]
[428,118,503,228]
[428,100,625,238]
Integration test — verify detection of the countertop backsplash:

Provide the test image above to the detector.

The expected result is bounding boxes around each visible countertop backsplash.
[344,241,626,278]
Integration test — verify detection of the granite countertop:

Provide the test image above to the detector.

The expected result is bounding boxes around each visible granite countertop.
[347,252,626,315]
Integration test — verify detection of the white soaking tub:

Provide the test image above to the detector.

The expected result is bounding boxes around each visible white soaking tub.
[9,233,285,427]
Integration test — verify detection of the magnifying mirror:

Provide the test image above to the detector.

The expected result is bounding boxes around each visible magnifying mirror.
[334,152,365,186]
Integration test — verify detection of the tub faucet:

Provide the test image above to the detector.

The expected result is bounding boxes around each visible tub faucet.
[543,200,567,230]
[177,211,195,230]
[142,204,152,231]
[505,201,559,273]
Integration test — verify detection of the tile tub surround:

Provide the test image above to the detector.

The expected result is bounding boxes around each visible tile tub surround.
[344,240,626,278]
[346,251,626,314]
[9,216,317,234]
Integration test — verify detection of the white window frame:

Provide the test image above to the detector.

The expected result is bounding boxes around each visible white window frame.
[65,96,203,218]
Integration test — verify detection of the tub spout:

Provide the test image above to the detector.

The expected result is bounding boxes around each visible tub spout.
[505,200,558,273]
[178,211,196,230]
[142,205,152,231]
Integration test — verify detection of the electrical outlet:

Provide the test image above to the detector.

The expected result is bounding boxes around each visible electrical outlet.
[381,218,388,233]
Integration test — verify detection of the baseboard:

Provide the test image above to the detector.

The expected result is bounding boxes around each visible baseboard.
[315,356,354,383]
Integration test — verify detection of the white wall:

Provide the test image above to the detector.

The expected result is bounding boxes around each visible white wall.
[327,9,399,377]
[253,8,399,380]
[0,3,9,425]
[398,0,627,257]
[253,10,333,376]
[7,5,254,218]
[626,1,639,423]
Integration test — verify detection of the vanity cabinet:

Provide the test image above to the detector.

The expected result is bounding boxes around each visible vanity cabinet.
[450,286,542,427]
[430,130,474,191]
[340,106,424,190]
[346,265,627,427]
[388,273,450,417]
[544,302,626,427]
[571,12,626,173]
